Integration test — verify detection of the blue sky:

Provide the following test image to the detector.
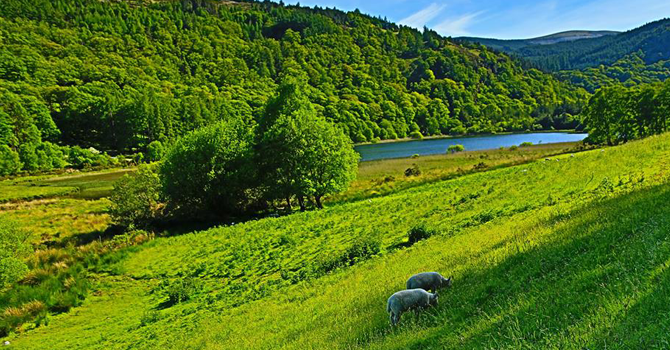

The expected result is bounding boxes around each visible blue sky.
[274,0,670,39]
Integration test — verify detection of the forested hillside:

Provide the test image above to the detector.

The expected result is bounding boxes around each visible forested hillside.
[0,0,586,173]
[461,19,670,91]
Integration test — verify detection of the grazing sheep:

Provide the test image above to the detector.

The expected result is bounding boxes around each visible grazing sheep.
[406,272,452,292]
[386,289,438,326]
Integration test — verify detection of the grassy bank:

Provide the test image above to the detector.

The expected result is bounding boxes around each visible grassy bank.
[333,142,584,203]
[3,133,669,349]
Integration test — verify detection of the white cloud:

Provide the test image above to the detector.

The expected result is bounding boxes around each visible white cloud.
[399,3,447,29]
[433,11,485,37]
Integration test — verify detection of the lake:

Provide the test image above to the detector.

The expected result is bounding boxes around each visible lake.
[355,132,588,161]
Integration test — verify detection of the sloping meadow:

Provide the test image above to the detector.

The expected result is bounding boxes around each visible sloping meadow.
[9,134,670,349]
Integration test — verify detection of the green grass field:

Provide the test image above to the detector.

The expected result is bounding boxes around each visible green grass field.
[0,169,132,203]
[3,136,670,349]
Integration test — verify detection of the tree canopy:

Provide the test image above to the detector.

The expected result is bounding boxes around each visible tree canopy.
[583,79,670,145]
[0,0,587,177]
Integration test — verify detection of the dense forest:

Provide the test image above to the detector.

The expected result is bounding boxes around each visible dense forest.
[461,19,670,92]
[0,0,587,175]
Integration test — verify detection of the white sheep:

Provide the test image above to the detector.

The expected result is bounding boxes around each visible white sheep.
[386,288,438,326]
[406,272,452,292]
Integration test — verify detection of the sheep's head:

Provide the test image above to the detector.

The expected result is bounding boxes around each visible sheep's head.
[429,293,439,306]
[442,276,453,288]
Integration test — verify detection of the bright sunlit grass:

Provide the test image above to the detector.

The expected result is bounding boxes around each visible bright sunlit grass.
[6,134,670,349]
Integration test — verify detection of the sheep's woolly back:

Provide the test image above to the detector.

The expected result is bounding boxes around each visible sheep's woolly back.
[406,272,444,291]
[387,289,433,314]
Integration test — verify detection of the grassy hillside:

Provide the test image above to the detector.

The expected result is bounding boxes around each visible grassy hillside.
[5,133,670,349]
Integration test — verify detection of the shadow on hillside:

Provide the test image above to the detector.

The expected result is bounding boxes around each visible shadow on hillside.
[586,265,670,348]
[361,183,670,349]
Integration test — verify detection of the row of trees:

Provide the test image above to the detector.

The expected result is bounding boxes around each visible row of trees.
[111,79,358,224]
[583,79,670,145]
[1,0,586,174]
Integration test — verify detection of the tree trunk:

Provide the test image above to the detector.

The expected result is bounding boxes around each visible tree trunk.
[315,195,323,209]
[298,196,306,212]
[285,196,292,211]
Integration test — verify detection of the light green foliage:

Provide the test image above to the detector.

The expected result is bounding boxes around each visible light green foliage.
[409,131,424,139]
[0,145,21,176]
[519,141,533,147]
[0,219,30,288]
[447,144,465,154]
[146,141,164,162]
[583,80,670,145]
[67,146,116,170]
[160,118,256,217]
[257,78,358,209]
[109,165,161,228]
[0,89,65,175]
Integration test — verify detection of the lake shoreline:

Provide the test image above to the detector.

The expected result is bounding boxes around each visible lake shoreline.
[353,129,581,146]
[355,131,588,162]
[357,141,583,163]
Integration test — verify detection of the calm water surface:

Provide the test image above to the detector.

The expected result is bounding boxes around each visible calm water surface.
[355,132,588,161]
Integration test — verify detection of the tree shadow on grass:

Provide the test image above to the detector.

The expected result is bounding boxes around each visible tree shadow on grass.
[584,247,670,349]
[364,183,670,349]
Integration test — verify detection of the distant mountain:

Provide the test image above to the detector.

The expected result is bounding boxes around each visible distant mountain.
[459,19,670,91]
[460,19,670,71]
[460,30,619,52]
[524,30,620,45]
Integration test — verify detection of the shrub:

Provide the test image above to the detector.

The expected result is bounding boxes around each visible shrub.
[0,145,21,176]
[160,119,256,217]
[509,145,519,151]
[447,144,465,154]
[404,164,421,177]
[18,144,38,171]
[519,142,533,147]
[159,276,200,305]
[132,152,144,165]
[473,162,488,170]
[146,141,165,162]
[109,165,162,228]
[408,223,436,244]
[67,146,112,169]
[409,131,423,139]
[411,154,419,159]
